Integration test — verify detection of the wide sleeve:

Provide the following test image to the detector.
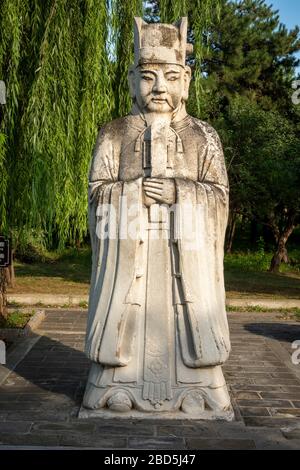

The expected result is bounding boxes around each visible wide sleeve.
[88,127,120,258]
[174,123,231,367]
[86,126,143,366]
[198,124,229,201]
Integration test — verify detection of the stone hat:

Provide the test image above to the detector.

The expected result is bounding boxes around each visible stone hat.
[134,17,193,67]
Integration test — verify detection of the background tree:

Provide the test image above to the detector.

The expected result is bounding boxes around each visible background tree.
[196,0,300,270]
[218,96,300,270]
[0,0,220,252]
[199,0,300,119]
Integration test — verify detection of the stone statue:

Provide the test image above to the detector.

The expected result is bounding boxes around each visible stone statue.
[81,17,232,419]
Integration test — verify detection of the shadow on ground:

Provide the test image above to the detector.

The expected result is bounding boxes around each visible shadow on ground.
[244,323,300,343]
[0,332,89,410]
[225,269,300,299]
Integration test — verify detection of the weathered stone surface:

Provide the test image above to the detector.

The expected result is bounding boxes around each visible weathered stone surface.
[5,411,69,422]
[60,434,127,448]
[269,408,300,418]
[281,423,300,439]
[244,417,300,428]
[239,407,270,417]
[260,392,300,400]
[157,423,218,437]
[233,391,262,400]
[0,433,61,446]
[99,424,154,436]
[185,438,256,450]
[31,422,96,433]
[236,399,294,408]
[0,421,33,434]
[292,401,300,407]
[128,437,186,449]
[82,16,231,420]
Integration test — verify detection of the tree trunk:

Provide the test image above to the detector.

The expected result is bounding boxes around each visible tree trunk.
[4,253,15,288]
[226,212,237,254]
[269,224,294,273]
[0,267,7,319]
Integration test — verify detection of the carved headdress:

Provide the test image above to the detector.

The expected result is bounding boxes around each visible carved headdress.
[133,17,193,67]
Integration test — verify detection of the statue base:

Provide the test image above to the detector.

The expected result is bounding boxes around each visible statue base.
[79,378,234,421]
[78,405,234,421]
[80,362,234,420]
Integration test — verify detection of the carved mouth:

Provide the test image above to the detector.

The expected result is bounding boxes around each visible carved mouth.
[151,98,167,104]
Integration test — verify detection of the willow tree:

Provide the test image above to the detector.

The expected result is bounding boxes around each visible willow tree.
[0,0,221,251]
[16,1,83,247]
[74,0,114,245]
[0,0,29,235]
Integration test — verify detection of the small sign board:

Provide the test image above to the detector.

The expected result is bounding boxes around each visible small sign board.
[0,236,11,267]
[0,340,6,364]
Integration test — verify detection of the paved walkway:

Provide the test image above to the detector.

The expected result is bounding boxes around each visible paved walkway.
[0,309,300,449]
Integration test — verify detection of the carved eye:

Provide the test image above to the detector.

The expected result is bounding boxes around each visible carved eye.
[142,75,153,81]
[167,76,179,81]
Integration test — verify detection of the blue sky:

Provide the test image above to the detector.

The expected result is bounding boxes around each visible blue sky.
[268,0,300,30]
[266,0,300,73]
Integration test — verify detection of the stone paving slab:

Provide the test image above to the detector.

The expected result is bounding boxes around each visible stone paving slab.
[0,309,299,449]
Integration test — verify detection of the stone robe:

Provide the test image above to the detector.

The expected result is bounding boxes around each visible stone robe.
[83,113,231,413]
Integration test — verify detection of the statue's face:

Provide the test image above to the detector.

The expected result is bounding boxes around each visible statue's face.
[130,63,191,114]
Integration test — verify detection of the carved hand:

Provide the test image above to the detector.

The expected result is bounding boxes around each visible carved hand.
[143,178,176,205]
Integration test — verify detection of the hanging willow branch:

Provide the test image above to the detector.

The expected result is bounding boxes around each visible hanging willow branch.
[0,133,7,233]
[111,0,143,117]
[0,0,29,234]
[159,0,188,23]
[17,0,83,247]
[74,0,113,244]
[26,0,53,80]
[190,0,221,116]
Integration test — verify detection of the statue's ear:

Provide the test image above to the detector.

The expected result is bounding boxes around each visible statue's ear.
[128,65,136,99]
[182,65,191,101]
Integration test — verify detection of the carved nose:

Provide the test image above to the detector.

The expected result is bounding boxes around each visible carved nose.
[153,77,167,93]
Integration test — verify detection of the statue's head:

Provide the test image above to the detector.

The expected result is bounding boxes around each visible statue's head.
[128,18,193,117]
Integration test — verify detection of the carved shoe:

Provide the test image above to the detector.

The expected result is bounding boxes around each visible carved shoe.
[181,390,205,414]
[107,391,132,412]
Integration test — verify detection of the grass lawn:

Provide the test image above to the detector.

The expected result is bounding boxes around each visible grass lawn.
[7,247,300,300]
[224,251,300,299]
[8,248,91,295]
